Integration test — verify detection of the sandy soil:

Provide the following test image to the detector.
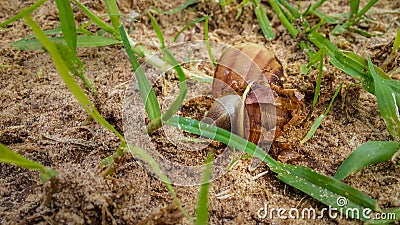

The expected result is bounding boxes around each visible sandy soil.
[1,0,399,224]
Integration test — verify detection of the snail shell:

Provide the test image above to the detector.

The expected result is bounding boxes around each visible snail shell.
[206,43,303,144]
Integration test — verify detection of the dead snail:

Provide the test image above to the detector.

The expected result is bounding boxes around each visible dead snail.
[205,43,304,145]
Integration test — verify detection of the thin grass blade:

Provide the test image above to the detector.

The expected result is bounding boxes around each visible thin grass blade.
[254,2,275,40]
[73,0,118,37]
[0,143,57,183]
[195,151,213,225]
[357,0,378,18]
[173,17,206,42]
[161,0,198,15]
[302,0,326,16]
[277,0,301,19]
[307,31,376,93]
[312,50,325,107]
[349,0,360,20]
[55,0,77,53]
[104,0,121,31]
[269,0,298,38]
[119,26,161,121]
[301,83,342,143]
[204,16,217,66]
[0,0,48,27]
[300,114,325,144]
[393,28,400,53]
[369,57,400,136]
[334,141,400,180]
[147,13,188,133]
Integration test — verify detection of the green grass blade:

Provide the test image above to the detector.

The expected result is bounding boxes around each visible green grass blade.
[173,17,206,42]
[73,0,118,37]
[300,114,325,144]
[307,31,376,93]
[21,10,125,144]
[104,0,121,31]
[253,2,275,40]
[349,0,360,20]
[147,13,188,133]
[369,57,400,136]
[195,151,213,225]
[55,0,77,53]
[0,143,57,183]
[302,0,326,16]
[0,0,48,27]
[278,163,379,218]
[334,141,400,181]
[277,0,301,19]
[161,0,198,15]
[127,144,193,223]
[119,26,161,121]
[269,0,298,38]
[12,35,121,50]
[357,0,378,19]
[313,57,323,108]
[324,83,342,114]
[167,116,380,216]
[393,28,400,53]
[204,16,217,66]
[301,83,342,143]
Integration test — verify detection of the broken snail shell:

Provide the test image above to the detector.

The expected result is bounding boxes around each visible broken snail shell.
[205,43,304,145]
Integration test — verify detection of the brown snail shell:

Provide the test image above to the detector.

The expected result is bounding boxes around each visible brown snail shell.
[206,43,303,145]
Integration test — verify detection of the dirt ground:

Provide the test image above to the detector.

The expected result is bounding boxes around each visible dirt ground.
[1,0,400,224]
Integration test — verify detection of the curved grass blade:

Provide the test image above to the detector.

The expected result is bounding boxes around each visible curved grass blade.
[161,0,198,15]
[302,0,326,16]
[21,10,125,144]
[173,17,206,42]
[301,83,342,143]
[195,151,213,225]
[0,0,48,27]
[0,143,57,183]
[167,116,380,217]
[357,0,378,19]
[147,13,188,133]
[119,26,161,121]
[73,0,118,37]
[369,56,400,136]
[277,0,301,19]
[55,0,77,53]
[334,141,400,181]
